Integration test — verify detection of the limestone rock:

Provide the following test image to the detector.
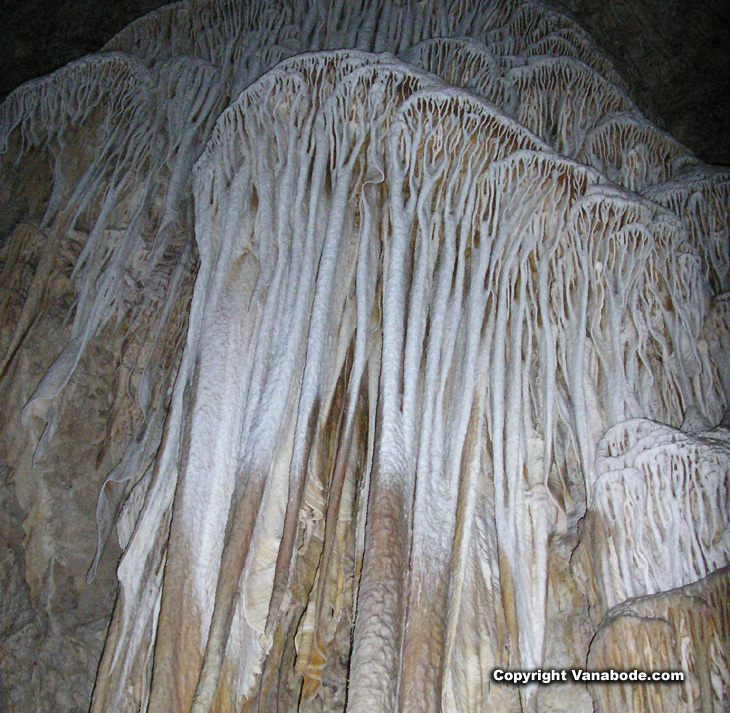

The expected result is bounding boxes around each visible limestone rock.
[0,2,728,712]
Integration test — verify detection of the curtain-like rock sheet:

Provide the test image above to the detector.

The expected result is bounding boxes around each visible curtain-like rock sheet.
[509,58,634,157]
[646,167,730,295]
[576,111,700,193]
[577,420,730,613]
[1,1,729,713]
[0,49,214,712]
[399,37,516,111]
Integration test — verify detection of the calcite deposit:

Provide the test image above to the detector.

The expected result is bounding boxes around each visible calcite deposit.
[0,1,728,712]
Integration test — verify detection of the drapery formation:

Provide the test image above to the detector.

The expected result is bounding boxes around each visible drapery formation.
[0,1,728,712]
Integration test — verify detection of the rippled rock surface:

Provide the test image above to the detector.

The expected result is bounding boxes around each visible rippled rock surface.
[1,2,728,711]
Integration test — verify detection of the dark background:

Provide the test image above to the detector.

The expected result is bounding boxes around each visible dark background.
[1,0,729,164]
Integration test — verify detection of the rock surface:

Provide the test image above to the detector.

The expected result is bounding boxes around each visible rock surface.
[0,1,728,712]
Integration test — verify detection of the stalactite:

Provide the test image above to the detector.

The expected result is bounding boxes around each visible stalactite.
[509,57,634,157]
[1,1,729,713]
[702,294,730,406]
[487,0,569,54]
[577,111,700,193]
[579,420,730,614]
[524,27,630,93]
[562,187,725,486]
[399,37,516,111]
[646,167,730,294]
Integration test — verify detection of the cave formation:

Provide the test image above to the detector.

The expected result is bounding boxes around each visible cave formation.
[0,1,729,712]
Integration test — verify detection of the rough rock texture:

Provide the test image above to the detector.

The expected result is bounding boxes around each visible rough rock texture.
[0,1,729,713]
[587,567,730,713]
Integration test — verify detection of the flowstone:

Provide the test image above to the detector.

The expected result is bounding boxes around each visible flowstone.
[1,1,728,712]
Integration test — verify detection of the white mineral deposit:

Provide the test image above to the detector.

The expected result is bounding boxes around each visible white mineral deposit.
[0,1,727,712]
